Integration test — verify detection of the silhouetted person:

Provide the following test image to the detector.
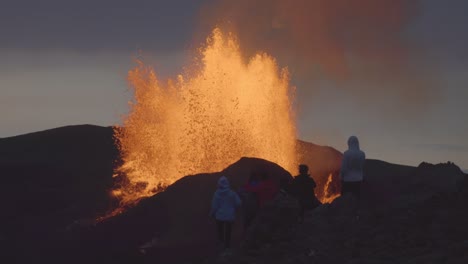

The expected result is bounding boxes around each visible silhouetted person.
[289,164,318,223]
[340,136,366,200]
[210,176,241,253]
[239,172,260,230]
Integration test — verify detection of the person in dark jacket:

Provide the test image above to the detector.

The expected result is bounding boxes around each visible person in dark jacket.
[210,176,242,252]
[239,172,260,230]
[289,164,319,223]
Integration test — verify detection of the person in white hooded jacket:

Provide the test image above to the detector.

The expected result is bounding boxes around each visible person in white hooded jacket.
[210,176,241,251]
[340,136,366,199]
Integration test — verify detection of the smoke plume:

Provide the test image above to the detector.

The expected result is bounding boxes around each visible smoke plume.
[199,0,436,106]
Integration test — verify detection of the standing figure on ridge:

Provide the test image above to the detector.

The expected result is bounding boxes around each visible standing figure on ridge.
[340,136,366,201]
[289,164,319,223]
[210,176,242,254]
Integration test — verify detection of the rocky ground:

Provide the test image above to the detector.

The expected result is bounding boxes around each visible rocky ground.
[2,125,466,264]
[0,125,342,264]
[206,163,468,264]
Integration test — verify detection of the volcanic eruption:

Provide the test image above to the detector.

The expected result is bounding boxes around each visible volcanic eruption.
[109,0,420,208]
[113,28,298,206]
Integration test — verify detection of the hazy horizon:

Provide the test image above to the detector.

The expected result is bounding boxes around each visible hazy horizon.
[1,123,466,171]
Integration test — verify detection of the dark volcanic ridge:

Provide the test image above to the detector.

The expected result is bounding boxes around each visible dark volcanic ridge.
[1,124,466,264]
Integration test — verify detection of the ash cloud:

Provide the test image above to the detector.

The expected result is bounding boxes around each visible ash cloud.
[1,0,462,109]
[199,0,439,107]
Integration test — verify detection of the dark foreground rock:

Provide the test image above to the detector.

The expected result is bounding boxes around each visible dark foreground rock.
[2,125,466,264]
[0,125,342,264]
[0,125,118,262]
[72,157,293,264]
[206,162,468,264]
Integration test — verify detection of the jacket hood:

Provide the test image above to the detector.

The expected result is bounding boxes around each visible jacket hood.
[348,136,360,151]
[217,176,230,190]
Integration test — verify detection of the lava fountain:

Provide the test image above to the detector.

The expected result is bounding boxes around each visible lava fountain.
[113,28,297,205]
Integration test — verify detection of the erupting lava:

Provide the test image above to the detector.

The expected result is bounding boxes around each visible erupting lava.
[114,28,297,205]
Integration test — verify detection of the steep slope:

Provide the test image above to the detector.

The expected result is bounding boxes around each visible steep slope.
[0,125,117,221]
[0,125,118,262]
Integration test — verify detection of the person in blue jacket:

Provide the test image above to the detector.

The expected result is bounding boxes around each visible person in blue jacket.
[210,176,242,251]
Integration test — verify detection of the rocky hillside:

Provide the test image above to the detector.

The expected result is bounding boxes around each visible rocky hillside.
[0,125,118,262]
[2,125,465,264]
[0,125,341,263]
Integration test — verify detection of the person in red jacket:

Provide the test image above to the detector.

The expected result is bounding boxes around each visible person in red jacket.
[239,172,261,230]
[244,172,279,208]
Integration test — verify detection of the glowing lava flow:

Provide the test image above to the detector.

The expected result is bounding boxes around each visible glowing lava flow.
[113,28,297,206]
[320,173,340,204]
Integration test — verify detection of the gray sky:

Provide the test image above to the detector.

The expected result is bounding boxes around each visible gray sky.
[1,0,467,169]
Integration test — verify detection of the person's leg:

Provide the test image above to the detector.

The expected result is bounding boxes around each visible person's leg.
[351,182,362,217]
[225,222,232,249]
[348,182,361,200]
[216,220,224,244]
[244,213,255,230]
[354,181,362,199]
